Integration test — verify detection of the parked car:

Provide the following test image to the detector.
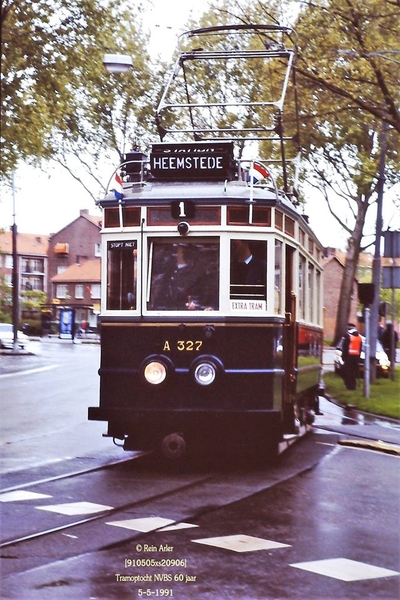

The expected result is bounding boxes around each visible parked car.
[334,335,390,378]
[0,323,29,350]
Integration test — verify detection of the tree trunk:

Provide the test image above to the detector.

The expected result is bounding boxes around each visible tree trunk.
[333,197,369,345]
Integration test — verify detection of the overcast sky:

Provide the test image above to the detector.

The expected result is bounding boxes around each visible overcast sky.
[1,1,397,248]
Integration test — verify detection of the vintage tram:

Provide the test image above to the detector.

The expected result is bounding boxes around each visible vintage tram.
[88,25,324,461]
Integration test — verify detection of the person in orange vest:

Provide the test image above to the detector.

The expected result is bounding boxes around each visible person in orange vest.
[341,323,363,390]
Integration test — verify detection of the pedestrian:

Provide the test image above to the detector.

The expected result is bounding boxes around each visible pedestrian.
[341,323,362,390]
[381,322,398,364]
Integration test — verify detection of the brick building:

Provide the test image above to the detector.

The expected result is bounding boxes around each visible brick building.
[51,258,101,329]
[1,209,102,333]
[0,231,48,293]
[47,209,102,330]
[47,209,101,297]
[323,252,359,342]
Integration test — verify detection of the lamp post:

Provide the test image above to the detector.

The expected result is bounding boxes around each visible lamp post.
[369,122,388,383]
[11,172,19,353]
[103,54,133,73]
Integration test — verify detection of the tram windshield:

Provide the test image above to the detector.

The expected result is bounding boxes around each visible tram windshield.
[147,239,219,311]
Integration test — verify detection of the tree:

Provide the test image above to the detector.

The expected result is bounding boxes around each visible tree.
[293,0,400,342]
[1,0,162,198]
[195,0,400,344]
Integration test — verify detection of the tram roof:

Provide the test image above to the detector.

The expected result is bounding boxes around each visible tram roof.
[99,179,292,207]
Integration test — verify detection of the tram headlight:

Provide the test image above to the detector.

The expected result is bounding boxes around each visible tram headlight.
[144,361,167,385]
[191,356,223,387]
[194,362,217,386]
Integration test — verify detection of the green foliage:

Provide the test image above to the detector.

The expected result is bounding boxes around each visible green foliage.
[1,0,162,194]
[20,290,47,312]
[0,274,12,321]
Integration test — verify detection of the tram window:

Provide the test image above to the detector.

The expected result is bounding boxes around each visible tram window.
[227,206,271,226]
[148,207,220,225]
[147,239,219,311]
[274,240,282,314]
[285,216,295,237]
[298,254,306,319]
[316,269,321,324]
[107,241,137,310]
[104,208,119,228]
[230,240,267,302]
[275,210,283,231]
[308,262,314,322]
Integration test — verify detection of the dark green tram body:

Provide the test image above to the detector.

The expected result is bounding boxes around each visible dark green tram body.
[88,25,324,459]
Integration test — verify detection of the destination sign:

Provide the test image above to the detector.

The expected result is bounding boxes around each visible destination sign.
[150,141,235,181]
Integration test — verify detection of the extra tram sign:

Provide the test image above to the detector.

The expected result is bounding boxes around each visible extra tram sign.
[150,141,235,181]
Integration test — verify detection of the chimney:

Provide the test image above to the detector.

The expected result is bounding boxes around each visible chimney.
[80,209,89,216]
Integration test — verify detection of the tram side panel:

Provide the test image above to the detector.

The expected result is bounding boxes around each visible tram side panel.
[89,319,286,453]
[296,324,323,405]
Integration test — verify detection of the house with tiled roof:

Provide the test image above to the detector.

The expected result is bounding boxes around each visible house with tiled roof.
[0,230,49,292]
[51,259,101,328]
[47,209,102,329]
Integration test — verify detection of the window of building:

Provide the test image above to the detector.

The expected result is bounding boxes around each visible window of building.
[5,255,13,269]
[95,243,101,257]
[32,259,44,272]
[75,284,84,299]
[32,278,43,291]
[91,284,101,299]
[56,284,69,299]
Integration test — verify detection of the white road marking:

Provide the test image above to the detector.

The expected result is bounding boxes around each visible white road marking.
[0,365,60,379]
[192,534,290,553]
[0,490,52,502]
[36,501,113,515]
[290,557,400,581]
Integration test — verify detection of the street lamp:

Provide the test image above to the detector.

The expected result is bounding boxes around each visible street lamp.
[11,172,19,353]
[103,54,133,73]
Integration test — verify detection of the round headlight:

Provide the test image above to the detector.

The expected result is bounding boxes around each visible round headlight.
[144,361,167,385]
[194,362,217,386]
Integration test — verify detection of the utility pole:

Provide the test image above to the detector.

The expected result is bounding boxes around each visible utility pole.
[12,172,20,353]
[369,123,388,383]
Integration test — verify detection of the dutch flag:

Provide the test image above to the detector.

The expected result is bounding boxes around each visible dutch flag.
[247,162,270,184]
[113,172,123,200]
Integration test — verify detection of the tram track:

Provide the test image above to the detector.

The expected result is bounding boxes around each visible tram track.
[0,451,150,496]
[0,431,338,560]
[0,469,217,550]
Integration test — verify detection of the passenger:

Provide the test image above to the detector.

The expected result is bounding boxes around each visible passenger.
[151,244,217,311]
[341,323,362,390]
[230,240,266,299]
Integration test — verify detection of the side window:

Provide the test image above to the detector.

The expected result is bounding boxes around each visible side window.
[147,240,219,311]
[274,240,282,314]
[298,254,306,320]
[230,240,267,302]
[107,241,137,310]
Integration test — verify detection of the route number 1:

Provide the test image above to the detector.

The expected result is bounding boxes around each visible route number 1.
[171,200,195,219]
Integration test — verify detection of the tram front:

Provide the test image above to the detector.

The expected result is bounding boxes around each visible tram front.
[88,24,323,461]
[88,141,298,460]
